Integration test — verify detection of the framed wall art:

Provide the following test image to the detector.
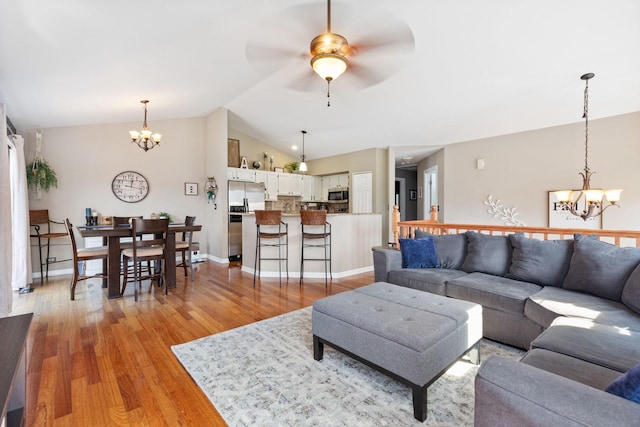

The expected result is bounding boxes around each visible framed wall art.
[185,182,198,196]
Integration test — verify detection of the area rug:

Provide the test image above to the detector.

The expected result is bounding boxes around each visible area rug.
[172,307,524,427]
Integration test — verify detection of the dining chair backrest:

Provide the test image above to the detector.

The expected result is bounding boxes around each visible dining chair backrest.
[182,215,196,241]
[30,209,53,227]
[64,218,78,254]
[130,218,169,254]
[113,216,142,226]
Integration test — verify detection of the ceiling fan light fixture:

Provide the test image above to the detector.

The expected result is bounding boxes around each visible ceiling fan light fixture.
[311,53,348,81]
[310,32,350,82]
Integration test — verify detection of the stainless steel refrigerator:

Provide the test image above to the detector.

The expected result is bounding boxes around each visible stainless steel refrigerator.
[228,181,266,261]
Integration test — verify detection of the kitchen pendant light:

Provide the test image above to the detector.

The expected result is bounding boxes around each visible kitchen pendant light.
[299,130,308,172]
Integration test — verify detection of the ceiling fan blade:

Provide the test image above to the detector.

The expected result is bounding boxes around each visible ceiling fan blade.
[246,42,304,77]
[350,19,415,60]
[284,67,320,93]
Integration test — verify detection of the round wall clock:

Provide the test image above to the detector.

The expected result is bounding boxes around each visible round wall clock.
[111,171,149,203]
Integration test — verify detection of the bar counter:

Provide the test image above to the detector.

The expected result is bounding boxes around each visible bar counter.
[241,212,382,278]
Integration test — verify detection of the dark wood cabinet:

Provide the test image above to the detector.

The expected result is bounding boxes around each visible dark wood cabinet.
[0,313,32,427]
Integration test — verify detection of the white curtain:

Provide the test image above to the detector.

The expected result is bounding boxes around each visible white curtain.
[0,104,12,315]
[10,134,31,290]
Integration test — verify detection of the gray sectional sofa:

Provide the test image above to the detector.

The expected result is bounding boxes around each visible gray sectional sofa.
[372,231,640,425]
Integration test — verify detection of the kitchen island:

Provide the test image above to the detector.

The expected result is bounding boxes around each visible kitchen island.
[241,212,382,279]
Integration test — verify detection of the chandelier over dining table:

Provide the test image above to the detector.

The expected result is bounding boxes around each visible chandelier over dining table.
[553,73,622,221]
[129,100,162,152]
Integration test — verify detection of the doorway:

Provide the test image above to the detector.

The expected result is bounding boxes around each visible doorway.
[423,166,438,219]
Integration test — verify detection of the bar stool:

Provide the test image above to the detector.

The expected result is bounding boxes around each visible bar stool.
[29,210,70,284]
[254,210,289,286]
[300,210,332,287]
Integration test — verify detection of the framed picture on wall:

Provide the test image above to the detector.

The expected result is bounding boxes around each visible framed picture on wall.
[185,182,198,196]
[548,191,601,229]
[409,190,417,201]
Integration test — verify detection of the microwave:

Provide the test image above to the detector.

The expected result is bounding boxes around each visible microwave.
[328,188,349,201]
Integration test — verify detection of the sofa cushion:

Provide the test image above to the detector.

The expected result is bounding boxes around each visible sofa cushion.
[622,263,640,315]
[525,286,640,331]
[507,234,573,287]
[460,231,514,276]
[446,272,542,315]
[562,233,640,302]
[398,237,440,268]
[606,364,640,403]
[388,268,466,296]
[522,348,623,390]
[414,231,467,269]
[531,317,640,373]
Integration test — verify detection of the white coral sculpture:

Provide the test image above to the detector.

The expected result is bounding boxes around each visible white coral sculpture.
[483,195,525,226]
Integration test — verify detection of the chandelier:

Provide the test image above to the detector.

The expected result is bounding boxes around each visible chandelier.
[299,130,308,172]
[310,0,349,106]
[129,100,162,152]
[553,73,622,220]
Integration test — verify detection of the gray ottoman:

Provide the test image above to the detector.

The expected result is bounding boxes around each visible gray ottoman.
[312,282,483,422]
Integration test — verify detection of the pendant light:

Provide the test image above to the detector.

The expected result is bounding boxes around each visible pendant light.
[299,130,308,172]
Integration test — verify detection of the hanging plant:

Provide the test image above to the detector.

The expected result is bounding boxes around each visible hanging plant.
[26,159,58,192]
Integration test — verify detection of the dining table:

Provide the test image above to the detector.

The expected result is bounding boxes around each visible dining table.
[78,222,202,298]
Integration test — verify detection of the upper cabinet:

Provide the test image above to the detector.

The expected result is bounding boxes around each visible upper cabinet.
[255,171,279,201]
[228,167,256,182]
[277,173,302,196]
[302,175,320,201]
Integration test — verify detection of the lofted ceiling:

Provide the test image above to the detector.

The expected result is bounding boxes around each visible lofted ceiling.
[1,0,639,167]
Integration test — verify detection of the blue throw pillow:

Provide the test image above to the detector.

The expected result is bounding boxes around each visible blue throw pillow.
[399,237,440,269]
[605,363,640,403]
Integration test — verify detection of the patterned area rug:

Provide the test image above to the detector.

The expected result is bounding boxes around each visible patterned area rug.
[172,307,523,427]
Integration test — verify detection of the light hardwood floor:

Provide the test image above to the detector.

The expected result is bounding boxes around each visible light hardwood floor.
[11,261,374,426]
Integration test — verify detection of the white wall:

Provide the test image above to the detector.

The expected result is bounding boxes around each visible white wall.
[435,111,640,228]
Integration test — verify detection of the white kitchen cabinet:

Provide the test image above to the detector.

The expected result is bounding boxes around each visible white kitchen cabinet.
[228,167,256,182]
[302,175,320,201]
[266,172,279,201]
[277,173,302,196]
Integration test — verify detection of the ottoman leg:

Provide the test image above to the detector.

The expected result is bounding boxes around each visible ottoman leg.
[313,335,324,360]
[412,384,428,422]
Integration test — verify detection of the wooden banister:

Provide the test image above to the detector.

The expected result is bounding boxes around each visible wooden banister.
[392,215,640,248]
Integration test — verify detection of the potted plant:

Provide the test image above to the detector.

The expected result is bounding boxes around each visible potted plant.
[158,212,172,223]
[26,159,58,193]
[283,161,299,173]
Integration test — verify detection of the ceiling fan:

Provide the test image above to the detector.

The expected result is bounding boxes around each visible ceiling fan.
[245,0,415,104]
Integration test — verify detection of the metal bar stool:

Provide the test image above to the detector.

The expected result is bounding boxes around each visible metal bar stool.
[300,210,332,287]
[254,210,289,286]
[29,209,70,284]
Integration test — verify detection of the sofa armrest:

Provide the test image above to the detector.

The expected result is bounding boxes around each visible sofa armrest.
[475,356,640,427]
[371,246,402,282]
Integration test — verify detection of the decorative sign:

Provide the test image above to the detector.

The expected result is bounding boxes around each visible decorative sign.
[548,191,601,229]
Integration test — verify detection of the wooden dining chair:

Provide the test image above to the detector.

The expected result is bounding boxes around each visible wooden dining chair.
[121,218,169,301]
[64,219,108,300]
[176,215,198,282]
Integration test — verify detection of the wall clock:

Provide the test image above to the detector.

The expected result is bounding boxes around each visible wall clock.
[111,171,149,203]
